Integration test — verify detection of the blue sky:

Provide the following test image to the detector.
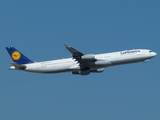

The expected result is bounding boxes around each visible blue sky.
[1,0,160,120]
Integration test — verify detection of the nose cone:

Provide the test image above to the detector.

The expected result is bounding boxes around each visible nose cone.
[153,52,157,57]
[152,52,157,57]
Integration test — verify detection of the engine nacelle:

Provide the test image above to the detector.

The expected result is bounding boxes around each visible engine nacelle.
[81,54,95,60]
[90,68,104,73]
[95,60,112,66]
[81,70,90,75]
[72,70,90,75]
[72,71,81,75]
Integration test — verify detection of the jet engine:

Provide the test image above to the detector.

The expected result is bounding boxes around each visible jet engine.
[72,70,90,75]
[95,60,112,66]
[90,68,104,73]
[81,54,95,60]
[72,68,104,75]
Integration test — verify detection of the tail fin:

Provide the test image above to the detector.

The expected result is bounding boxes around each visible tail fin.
[6,46,34,64]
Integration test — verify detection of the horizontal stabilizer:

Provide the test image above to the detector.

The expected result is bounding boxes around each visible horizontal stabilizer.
[11,63,26,69]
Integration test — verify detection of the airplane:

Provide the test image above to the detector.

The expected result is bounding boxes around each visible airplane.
[6,44,157,75]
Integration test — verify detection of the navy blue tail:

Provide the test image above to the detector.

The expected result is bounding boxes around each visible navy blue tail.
[6,46,34,64]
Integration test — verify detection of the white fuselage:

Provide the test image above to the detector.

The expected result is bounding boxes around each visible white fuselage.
[11,49,157,74]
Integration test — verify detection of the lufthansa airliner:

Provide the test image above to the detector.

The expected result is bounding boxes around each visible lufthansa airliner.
[6,44,157,75]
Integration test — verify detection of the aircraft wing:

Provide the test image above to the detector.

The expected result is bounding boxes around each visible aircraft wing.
[64,44,85,64]
[64,44,96,69]
[64,44,84,56]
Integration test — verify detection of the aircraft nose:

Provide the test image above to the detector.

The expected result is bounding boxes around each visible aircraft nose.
[153,52,157,57]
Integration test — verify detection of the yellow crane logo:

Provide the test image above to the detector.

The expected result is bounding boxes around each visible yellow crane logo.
[12,51,21,60]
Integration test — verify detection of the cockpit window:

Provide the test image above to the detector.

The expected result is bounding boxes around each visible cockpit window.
[149,50,152,52]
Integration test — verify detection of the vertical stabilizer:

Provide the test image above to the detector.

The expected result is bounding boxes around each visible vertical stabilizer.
[6,46,34,64]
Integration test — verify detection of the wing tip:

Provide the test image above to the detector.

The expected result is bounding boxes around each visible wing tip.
[64,44,70,48]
